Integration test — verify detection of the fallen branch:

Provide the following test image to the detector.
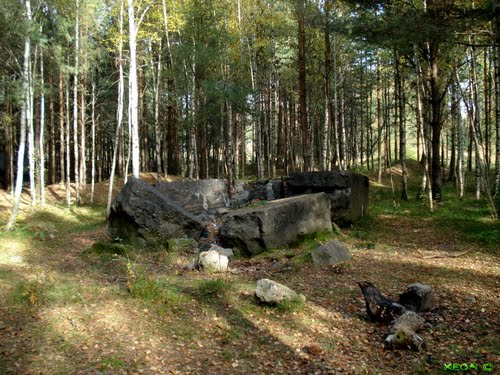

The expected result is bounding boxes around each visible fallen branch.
[419,250,472,259]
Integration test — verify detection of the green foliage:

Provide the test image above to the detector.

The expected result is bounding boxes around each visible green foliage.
[272,296,305,312]
[194,278,233,302]
[126,263,187,306]
[85,241,131,257]
[12,276,48,306]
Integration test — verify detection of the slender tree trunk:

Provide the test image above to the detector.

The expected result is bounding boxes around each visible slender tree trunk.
[73,0,80,204]
[128,0,140,178]
[59,69,65,184]
[494,0,500,196]
[429,43,444,201]
[376,57,383,183]
[90,78,96,204]
[27,46,36,207]
[297,0,309,171]
[6,0,31,229]
[48,67,55,185]
[107,0,125,216]
[39,47,46,206]
[395,53,408,200]
[66,72,71,206]
[452,81,465,198]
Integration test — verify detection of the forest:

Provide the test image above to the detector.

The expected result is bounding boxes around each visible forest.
[1,0,499,221]
[0,0,499,374]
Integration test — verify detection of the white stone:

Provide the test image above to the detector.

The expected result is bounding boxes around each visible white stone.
[199,250,228,273]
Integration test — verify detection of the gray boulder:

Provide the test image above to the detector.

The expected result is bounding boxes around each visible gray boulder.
[219,193,333,256]
[286,171,369,226]
[255,278,306,304]
[167,238,199,254]
[208,244,234,258]
[311,240,351,266]
[108,178,206,247]
[155,179,230,213]
[399,283,435,312]
[199,250,229,273]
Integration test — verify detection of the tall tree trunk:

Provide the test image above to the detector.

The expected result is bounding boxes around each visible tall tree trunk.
[27,46,36,207]
[322,2,331,171]
[39,47,46,206]
[376,56,383,183]
[297,0,309,171]
[59,68,65,184]
[90,77,96,204]
[494,0,500,196]
[107,0,125,216]
[128,0,140,178]
[48,67,55,185]
[395,53,408,200]
[66,71,71,206]
[452,81,465,198]
[7,0,31,229]
[429,42,444,201]
[73,0,80,204]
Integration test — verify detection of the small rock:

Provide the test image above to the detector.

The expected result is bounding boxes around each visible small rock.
[399,283,435,312]
[255,278,306,304]
[199,250,228,273]
[183,261,198,271]
[311,240,351,266]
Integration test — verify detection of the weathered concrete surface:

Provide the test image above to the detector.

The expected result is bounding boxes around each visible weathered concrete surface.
[155,179,230,213]
[219,193,332,256]
[108,178,206,247]
[286,171,369,226]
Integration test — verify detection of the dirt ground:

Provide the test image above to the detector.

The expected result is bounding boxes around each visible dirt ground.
[0,173,498,374]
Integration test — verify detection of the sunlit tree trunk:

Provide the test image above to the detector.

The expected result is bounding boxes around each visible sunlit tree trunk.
[39,47,46,206]
[128,0,140,178]
[107,0,125,216]
[7,0,32,229]
[73,0,80,204]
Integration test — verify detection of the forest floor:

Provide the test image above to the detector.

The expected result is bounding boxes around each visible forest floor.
[0,164,499,374]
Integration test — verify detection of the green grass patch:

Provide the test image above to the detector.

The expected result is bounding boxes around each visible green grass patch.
[193,278,233,302]
[99,356,127,371]
[273,296,305,312]
[12,277,49,306]
[85,241,131,257]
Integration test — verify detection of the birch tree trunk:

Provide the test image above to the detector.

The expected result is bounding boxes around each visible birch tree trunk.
[90,78,96,204]
[27,46,36,207]
[6,0,31,229]
[39,47,46,206]
[128,0,140,179]
[107,0,125,216]
[73,0,80,204]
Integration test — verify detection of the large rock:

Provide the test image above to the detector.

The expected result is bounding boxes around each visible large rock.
[311,240,351,266]
[155,179,230,213]
[108,178,206,247]
[255,278,305,304]
[399,283,435,312]
[286,171,369,226]
[199,250,229,273]
[219,193,332,256]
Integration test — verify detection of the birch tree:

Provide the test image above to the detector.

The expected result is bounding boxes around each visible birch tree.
[6,0,32,229]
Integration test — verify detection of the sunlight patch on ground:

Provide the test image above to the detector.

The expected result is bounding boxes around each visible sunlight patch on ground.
[0,240,26,266]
